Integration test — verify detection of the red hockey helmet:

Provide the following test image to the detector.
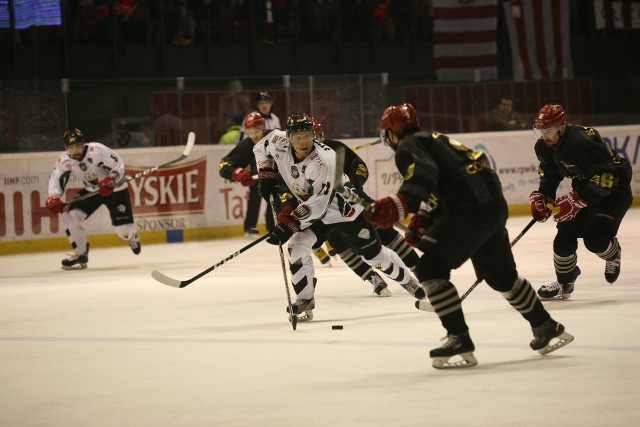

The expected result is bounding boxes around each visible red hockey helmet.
[310,117,324,141]
[534,104,567,129]
[379,103,419,135]
[244,112,265,129]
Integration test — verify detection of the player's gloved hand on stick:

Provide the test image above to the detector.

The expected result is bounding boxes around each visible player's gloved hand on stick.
[232,167,255,187]
[405,209,434,248]
[529,191,552,222]
[258,167,279,200]
[364,194,408,229]
[99,176,115,197]
[46,195,65,214]
[552,190,587,222]
[266,214,301,245]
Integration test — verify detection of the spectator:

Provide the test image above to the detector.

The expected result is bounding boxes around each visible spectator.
[487,96,527,131]
[218,114,244,144]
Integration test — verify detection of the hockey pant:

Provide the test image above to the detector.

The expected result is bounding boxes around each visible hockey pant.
[414,209,550,334]
[552,191,631,282]
[286,214,412,300]
[63,188,137,255]
[326,224,418,282]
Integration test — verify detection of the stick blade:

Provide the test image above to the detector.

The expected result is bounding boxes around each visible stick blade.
[183,132,196,156]
[151,270,184,288]
[415,300,435,312]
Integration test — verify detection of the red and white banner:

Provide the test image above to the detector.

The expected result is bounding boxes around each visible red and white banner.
[594,0,640,29]
[502,0,573,81]
[433,0,498,82]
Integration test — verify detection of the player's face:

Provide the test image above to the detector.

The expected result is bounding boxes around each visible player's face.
[66,142,84,160]
[289,130,314,160]
[246,126,265,144]
[257,100,272,115]
[535,125,564,147]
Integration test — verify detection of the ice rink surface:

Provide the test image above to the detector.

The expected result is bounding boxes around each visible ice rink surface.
[1,211,640,427]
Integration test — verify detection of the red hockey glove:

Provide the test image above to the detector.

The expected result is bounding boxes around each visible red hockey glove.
[232,167,255,187]
[364,194,409,229]
[529,191,552,222]
[405,209,434,248]
[266,214,301,245]
[258,167,279,199]
[45,195,65,214]
[277,203,295,222]
[552,190,588,222]
[99,176,115,197]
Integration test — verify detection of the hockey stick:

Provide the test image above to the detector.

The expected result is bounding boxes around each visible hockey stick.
[64,132,196,207]
[151,234,269,288]
[415,216,539,312]
[269,194,297,330]
[353,138,382,151]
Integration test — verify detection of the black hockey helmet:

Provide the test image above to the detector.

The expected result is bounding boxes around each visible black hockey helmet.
[63,128,84,147]
[286,113,315,139]
[255,91,272,103]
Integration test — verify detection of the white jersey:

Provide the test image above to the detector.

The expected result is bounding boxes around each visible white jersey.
[253,129,363,229]
[48,142,127,197]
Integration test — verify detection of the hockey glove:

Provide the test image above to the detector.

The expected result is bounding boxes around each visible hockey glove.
[46,195,65,214]
[258,167,279,200]
[552,190,588,222]
[405,209,434,248]
[364,194,409,229]
[99,176,115,197]
[529,191,552,222]
[232,167,255,187]
[266,215,301,245]
[277,203,295,222]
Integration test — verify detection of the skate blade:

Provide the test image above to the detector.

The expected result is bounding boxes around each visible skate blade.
[539,293,572,301]
[289,311,313,323]
[432,352,478,369]
[374,287,392,297]
[61,264,87,270]
[537,331,574,355]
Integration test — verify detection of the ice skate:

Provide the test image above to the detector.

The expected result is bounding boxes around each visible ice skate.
[605,248,621,284]
[128,234,141,255]
[400,276,426,299]
[430,331,477,369]
[367,272,391,297]
[530,319,574,355]
[313,247,332,267]
[244,227,260,238]
[537,267,580,300]
[287,298,315,322]
[61,243,90,270]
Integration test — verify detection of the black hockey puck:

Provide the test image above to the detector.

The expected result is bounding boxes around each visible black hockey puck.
[332,325,343,330]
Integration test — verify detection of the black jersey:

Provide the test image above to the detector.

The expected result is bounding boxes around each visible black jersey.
[534,124,632,205]
[321,139,369,188]
[219,137,258,180]
[395,130,506,214]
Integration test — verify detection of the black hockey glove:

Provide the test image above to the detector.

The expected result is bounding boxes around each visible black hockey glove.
[258,167,279,201]
[266,214,301,245]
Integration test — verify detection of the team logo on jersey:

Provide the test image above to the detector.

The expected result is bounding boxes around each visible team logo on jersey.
[292,204,311,221]
[291,165,300,179]
[79,163,87,171]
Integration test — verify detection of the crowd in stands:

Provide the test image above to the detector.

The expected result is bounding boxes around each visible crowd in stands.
[9,1,434,47]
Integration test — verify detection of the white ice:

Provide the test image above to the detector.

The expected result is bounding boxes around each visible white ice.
[1,211,640,427]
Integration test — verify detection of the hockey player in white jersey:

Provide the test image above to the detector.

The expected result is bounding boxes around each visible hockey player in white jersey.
[46,129,141,270]
[254,114,423,321]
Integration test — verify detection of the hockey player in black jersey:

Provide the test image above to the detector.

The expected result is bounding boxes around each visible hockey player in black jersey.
[529,104,632,300]
[219,112,275,236]
[311,117,420,297]
[365,103,573,369]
